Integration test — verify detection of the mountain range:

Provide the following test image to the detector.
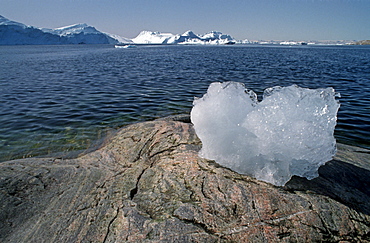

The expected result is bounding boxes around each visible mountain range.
[0,15,239,45]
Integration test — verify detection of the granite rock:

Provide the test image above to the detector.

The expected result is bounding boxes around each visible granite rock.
[0,115,369,242]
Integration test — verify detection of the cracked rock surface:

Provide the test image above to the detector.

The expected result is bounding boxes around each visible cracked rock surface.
[1,115,369,242]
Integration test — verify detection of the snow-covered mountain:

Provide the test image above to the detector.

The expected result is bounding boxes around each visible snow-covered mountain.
[131,30,237,45]
[0,15,125,45]
[1,15,238,45]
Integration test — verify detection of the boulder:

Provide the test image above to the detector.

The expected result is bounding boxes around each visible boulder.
[0,115,369,242]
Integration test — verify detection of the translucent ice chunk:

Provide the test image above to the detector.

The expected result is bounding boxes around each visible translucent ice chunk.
[191,82,340,186]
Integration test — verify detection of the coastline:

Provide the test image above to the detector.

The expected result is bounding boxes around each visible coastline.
[0,116,369,241]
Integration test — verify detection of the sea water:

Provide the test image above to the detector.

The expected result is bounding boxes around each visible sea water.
[0,44,369,161]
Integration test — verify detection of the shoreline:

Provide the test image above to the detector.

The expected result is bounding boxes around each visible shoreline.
[1,114,369,163]
[1,116,369,241]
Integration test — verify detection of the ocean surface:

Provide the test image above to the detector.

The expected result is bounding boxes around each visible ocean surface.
[1,44,369,162]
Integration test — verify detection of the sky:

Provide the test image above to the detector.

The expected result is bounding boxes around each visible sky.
[1,0,369,41]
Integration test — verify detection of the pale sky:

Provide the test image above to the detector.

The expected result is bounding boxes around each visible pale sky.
[1,0,369,41]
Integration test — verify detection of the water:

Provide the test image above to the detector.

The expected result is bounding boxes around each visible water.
[1,44,369,161]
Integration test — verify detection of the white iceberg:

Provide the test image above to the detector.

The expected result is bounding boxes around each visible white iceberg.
[1,15,239,46]
[131,30,238,45]
[191,82,340,186]
[0,15,64,45]
[0,15,126,45]
[132,31,178,44]
[43,23,119,44]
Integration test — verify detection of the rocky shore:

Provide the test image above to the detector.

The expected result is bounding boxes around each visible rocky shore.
[1,115,369,242]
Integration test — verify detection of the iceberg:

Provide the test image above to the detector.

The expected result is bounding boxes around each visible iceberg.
[200,31,236,44]
[175,30,201,43]
[131,30,238,45]
[106,33,133,44]
[191,82,340,186]
[177,30,237,45]
[0,15,64,45]
[132,31,178,44]
[42,23,119,44]
[1,15,239,46]
[0,15,126,45]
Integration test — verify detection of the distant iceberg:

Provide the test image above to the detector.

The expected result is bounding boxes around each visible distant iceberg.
[43,23,119,44]
[0,15,66,45]
[1,15,238,45]
[106,33,133,44]
[200,31,236,44]
[0,15,123,45]
[131,30,238,45]
[132,31,178,44]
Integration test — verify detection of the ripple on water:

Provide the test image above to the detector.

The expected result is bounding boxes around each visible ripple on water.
[0,45,369,161]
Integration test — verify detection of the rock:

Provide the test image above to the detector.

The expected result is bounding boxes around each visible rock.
[0,116,369,242]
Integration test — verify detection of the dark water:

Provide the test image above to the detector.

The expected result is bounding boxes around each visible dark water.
[1,44,369,161]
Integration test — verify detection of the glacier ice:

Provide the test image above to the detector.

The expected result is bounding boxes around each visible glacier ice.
[0,15,121,45]
[131,30,237,45]
[1,15,238,45]
[191,82,340,186]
